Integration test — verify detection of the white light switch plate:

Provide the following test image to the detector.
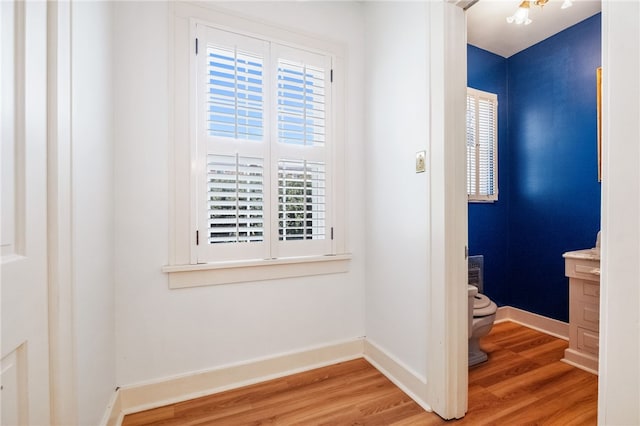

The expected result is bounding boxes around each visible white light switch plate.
[416,151,426,173]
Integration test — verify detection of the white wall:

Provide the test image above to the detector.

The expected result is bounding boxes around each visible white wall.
[70,1,116,424]
[598,1,640,424]
[364,2,430,381]
[113,1,366,386]
[67,1,640,422]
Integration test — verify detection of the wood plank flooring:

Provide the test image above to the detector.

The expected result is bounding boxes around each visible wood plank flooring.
[122,321,597,425]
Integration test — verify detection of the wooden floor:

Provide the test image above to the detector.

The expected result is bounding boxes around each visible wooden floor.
[123,322,597,425]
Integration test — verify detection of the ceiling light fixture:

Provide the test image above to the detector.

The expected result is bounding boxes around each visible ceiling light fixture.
[506,0,572,26]
[506,1,532,25]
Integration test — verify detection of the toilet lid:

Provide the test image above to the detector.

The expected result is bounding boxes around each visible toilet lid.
[474,294,498,317]
[474,293,491,309]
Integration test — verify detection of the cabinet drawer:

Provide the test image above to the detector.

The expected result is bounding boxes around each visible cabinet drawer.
[565,258,600,281]
[570,279,600,304]
[572,300,600,329]
[581,281,600,298]
[577,327,599,356]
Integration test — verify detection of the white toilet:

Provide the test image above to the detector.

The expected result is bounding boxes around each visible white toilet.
[468,256,498,367]
[468,285,497,366]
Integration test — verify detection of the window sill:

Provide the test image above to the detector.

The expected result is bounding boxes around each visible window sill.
[162,254,352,289]
[468,198,498,204]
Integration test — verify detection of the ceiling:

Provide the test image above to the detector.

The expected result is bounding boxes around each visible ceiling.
[466,0,601,58]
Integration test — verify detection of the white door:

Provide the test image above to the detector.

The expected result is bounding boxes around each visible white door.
[1,1,51,425]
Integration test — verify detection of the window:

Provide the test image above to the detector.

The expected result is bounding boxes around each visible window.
[195,25,336,264]
[164,6,350,287]
[466,87,498,202]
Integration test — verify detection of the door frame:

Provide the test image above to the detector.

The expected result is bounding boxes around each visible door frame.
[47,1,77,424]
[598,1,640,424]
[426,1,468,420]
[438,1,640,423]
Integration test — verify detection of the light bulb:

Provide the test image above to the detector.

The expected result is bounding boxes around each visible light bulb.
[506,1,532,25]
[561,0,573,9]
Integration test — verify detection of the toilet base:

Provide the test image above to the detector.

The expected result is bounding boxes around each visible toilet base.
[468,314,496,367]
[469,348,488,367]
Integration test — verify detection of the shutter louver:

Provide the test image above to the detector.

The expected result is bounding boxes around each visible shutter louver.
[467,94,477,195]
[277,60,325,146]
[207,46,264,141]
[466,88,498,201]
[478,98,495,196]
[278,160,326,240]
[207,154,264,244]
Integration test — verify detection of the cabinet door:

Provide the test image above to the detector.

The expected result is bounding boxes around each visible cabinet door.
[577,327,600,356]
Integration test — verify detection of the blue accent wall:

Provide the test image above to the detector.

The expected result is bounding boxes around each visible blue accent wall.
[467,45,510,306]
[468,13,601,322]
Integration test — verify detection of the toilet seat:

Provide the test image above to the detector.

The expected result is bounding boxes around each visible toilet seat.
[473,294,497,318]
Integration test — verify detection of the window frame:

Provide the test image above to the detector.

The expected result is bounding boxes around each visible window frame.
[164,3,349,288]
[466,87,498,203]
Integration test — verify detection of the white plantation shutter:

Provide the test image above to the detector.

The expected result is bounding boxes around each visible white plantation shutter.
[466,88,498,202]
[197,27,270,262]
[272,45,332,258]
[467,94,477,195]
[195,25,334,262]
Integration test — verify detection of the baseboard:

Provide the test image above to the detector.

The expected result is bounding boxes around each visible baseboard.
[103,337,436,424]
[363,339,431,413]
[496,306,569,340]
[100,386,122,426]
[101,309,566,424]
[562,348,598,375]
[114,338,364,422]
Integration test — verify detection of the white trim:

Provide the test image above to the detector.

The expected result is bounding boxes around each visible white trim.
[175,1,346,59]
[495,306,569,340]
[427,1,468,420]
[114,339,363,420]
[599,2,640,424]
[163,253,352,273]
[99,389,122,426]
[363,340,431,413]
[562,349,598,375]
[164,254,351,288]
[47,1,78,424]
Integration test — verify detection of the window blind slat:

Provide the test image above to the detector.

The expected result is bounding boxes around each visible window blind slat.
[207,154,265,244]
[206,46,264,141]
[278,160,326,240]
[277,60,326,147]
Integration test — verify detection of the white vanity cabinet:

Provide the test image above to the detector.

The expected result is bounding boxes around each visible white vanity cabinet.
[562,249,600,374]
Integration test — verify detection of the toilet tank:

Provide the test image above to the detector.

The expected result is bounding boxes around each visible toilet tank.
[468,255,484,294]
